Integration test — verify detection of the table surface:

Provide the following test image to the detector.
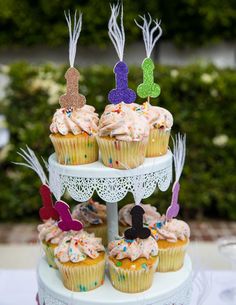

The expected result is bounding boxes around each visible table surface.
[0,268,235,305]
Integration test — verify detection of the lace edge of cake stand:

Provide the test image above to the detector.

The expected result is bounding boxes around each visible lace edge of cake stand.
[50,164,172,203]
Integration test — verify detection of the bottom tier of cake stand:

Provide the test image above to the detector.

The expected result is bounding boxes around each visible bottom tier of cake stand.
[37,255,192,305]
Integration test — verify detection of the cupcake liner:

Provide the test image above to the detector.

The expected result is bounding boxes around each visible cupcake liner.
[42,241,57,269]
[96,136,148,169]
[146,129,170,157]
[50,133,98,165]
[157,243,188,272]
[56,258,106,292]
[85,224,108,247]
[108,258,158,293]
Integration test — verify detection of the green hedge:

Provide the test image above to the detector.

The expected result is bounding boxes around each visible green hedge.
[0,0,235,47]
[0,62,236,221]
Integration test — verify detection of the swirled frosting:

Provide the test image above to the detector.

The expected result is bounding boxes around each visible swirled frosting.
[55,231,105,263]
[119,203,161,227]
[137,102,173,130]
[37,219,64,245]
[50,105,99,135]
[152,218,190,243]
[108,236,158,261]
[72,199,106,227]
[98,102,150,141]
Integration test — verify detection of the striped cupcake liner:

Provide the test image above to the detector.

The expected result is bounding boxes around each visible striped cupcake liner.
[108,257,158,293]
[50,134,98,165]
[56,258,106,292]
[96,136,148,169]
[146,129,170,157]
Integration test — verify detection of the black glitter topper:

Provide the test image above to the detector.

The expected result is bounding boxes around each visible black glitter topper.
[124,205,151,240]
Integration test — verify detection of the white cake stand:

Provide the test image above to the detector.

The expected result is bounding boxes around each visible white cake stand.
[37,151,192,305]
[37,255,192,305]
[48,150,173,242]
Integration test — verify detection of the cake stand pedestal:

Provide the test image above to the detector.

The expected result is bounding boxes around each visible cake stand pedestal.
[37,255,192,305]
[48,150,172,242]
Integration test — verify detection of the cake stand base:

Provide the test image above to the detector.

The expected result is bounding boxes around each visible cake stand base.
[37,255,192,305]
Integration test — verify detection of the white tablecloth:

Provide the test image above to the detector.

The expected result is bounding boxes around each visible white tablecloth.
[0,269,235,305]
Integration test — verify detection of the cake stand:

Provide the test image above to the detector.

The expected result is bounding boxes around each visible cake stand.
[37,150,192,305]
[48,150,173,242]
[37,255,192,305]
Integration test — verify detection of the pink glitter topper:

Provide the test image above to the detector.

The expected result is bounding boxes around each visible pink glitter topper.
[14,146,59,221]
[39,184,59,221]
[55,201,83,232]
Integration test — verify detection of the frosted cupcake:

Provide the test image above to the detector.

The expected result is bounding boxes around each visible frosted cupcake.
[97,102,149,169]
[38,219,65,269]
[55,230,105,292]
[108,236,158,293]
[151,218,190,272]
[50,105,99,165]
[139,102,173,157]
[72,199,107,245]
[119,203,161,235]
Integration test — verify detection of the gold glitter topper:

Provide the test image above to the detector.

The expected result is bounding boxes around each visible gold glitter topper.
[59,11,86,109]
[59,67,85,108]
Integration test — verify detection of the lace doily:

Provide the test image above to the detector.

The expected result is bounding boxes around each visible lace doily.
[48,152,172,203]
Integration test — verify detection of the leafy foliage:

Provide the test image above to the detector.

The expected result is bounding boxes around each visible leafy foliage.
[1,62,236,221]
[0,0,235,47]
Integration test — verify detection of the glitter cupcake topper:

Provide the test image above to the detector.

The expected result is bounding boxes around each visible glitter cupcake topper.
[50,168,83,232]
[124,205,151,240]
[166,134,186,221]
[124,175,151,239]
[108,3,136,104]
[59,11,86,109]
[55,201,83,231]
[14,147,59,221]
[135,14,162,101]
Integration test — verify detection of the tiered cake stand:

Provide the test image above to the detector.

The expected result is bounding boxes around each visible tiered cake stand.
[37,150,192,305]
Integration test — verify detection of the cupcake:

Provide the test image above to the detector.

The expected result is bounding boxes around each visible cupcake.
[97,102,149,169]
[119,203,161,236]
[55,230,105,292]
[108,236,158,293]
[38,219,65,269]
[72,199,108,245]
[50,105,99,165]
[139,102,173,157]
[150,218,190,272]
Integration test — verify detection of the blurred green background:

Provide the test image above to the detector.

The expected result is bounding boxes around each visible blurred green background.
[0,0,236,47]
[0,0,235,222]
[1,62,236,221]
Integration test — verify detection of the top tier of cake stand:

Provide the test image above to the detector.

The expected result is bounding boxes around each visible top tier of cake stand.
[48,150,173,203]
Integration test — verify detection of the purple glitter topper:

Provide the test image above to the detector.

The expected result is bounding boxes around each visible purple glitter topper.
[108,61,136,104]
[55,201,83,232]
[166,181,180,221]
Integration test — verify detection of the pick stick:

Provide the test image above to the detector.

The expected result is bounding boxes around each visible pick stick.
[50,167,83,232]
[108,3,136,104]
[135,14,162,101]
[166,134,186,220]
[59,11,86,109]
[14,146,59,221]
[124,171,151,240]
